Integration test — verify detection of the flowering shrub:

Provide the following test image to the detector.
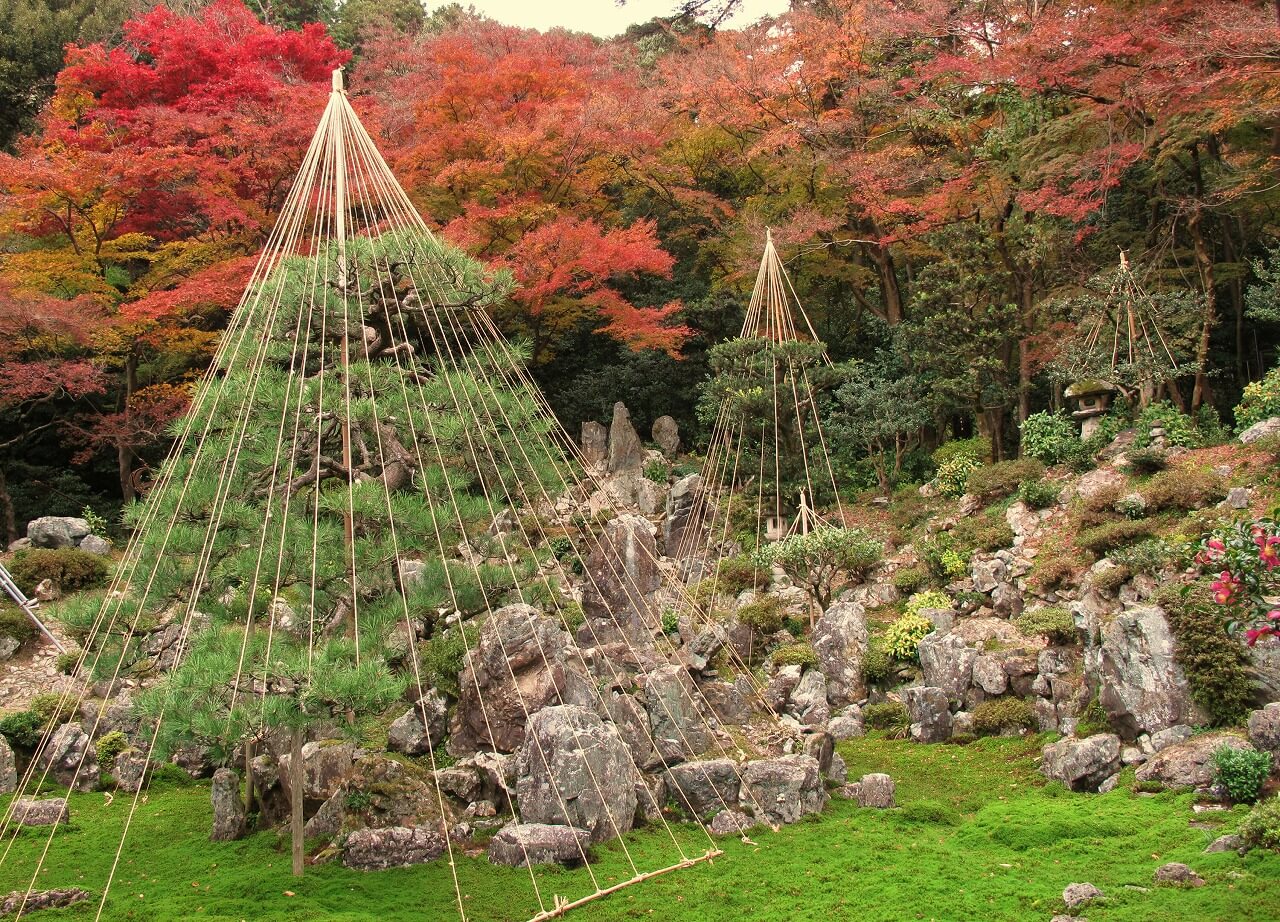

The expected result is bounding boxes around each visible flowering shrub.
[1235,364,1280,432]
[883,611,934,661]
[1197,518,1280,645]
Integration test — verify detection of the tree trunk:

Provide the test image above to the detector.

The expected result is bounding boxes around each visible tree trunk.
[1189,206,1216,411]
[0,466,16,546]
[119,352,139,502]
[870,246,903,325]
[290,727,304,877]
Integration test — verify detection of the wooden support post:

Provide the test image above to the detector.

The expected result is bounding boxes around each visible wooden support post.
[290,726,304,877]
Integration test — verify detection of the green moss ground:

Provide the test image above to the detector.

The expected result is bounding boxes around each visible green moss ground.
[1,735,1277,920]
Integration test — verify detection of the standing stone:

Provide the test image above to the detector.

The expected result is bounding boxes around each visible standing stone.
[786,669,830,727]
[451,604,594,754]
[580,515,662,645]
[0,736,16,794]
[1247,702,1280,769]
[812,600,867,707]
[487,822,592,867]
[918,633,976,699]
[25,516,90,549]
[581,421,608,467]
[210,768,247,841]
[607,402,644,475]
[37,723,98,792]
[516,705,639,844]
[663,473,703,558]
[388,690,449,756]
[904,686,952,743]
[855,773,895,808]
[643,664,711,763]
[1099,606,1199,738]
[651,416,680,455]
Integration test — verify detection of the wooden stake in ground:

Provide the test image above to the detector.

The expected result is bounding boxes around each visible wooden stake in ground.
[290,726,304,877]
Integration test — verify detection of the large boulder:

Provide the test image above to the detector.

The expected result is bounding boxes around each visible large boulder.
[642,665,711,764]
[9,798,69,827]
[663,473,703,558]
[325,753,453,835]
[451,604,594,754]
[664,759,741,818]
[26,516,90,549]
[1239,417,1280,444]
[278,740,356,807]
[738,755,826,825]
[607,402,644,474]
[1098,606,1200,739]
[918,633,975,699]
[387,690,448,757]
[0,735,15,794]
[1248,703,1280,769]
[487,823,592,867]
[603,690,661,771]
[516,705,640,844]
[1040,734,1121,791]
[651,416,680,455]
[342,826,446,870]
[812,600,867,707]
[210,768,247,842]
[904,686,952,744]
[37,723,98,792]
[786,669,830,727]
[579,515,662,647]
[1135,732,1253,791]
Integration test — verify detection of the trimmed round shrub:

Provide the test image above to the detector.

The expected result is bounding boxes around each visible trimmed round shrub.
[0,710,43,749]
[1016,479,1060,511]
[8,547,110,595]
[1212,744,1272,803]
[892,566,928,596]
[736,598,784,636]
[1016,607,1078,645]
[935,455,980,498]
[1123,446,1168,475]
[95,730,129,768]
[0,605,37,644]
[965,459,1046,500]
[952,512,1015,553]
[905,589,951,618]
[1141,467,1226,512]
[862,634,894,685]
[1240,795,1280,851]
[1020,411,1078,465]
[932,437,987,467]
[972,698,1037,735]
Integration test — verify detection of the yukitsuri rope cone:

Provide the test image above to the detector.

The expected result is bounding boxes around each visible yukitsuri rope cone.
[672,230,847,585]
[0,70,819,922]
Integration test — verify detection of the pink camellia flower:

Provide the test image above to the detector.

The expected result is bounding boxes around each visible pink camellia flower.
[1257,535,1280,569]
[1211,571,1240,605]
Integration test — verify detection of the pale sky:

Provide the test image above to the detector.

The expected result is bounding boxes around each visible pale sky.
[458,1,790,36]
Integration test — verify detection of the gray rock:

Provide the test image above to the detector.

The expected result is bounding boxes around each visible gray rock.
[709,809,757,836]
[651,416,680,455]
[738,754,826,825]
[210,768,246,841]
[1098,773,1121,794]
[278,740,356,805]
[0,888,88,915]
[991,581,1024,618]
[701,680,751,726]
[1205,833,1243,853]
[812,600,867,707]
[581,421,608,467]
[971,557,1007,594]
[802,731,835,776]
[918,632,975,699]
[664,759,741,817]
[607,402,644,474]
[1150,724,1194,753]
[580,515,662,646]
[856,773,895,808]
[663,473,703,558]
[1136,732,1253,791]
[904,686,952,744]
[1040,734,1121,791]
[342,825,446,870]
[604,690,661,771]
[26,516,90,549]
[786,669,830,727]
[763,664,803,713]
[1098,606,1199,739]
[828,706,865,740]
[828,752,848,785]
[952,710,975,737]
[434,764,482,803]
[388,690,448,757]
[1225,486,1252,509]
[516,705,639,844]
[0,635,19,661]
[78,534,111,555]
[488,822,591,867]
[0,735,14,793]
[9,797,69,826]
[1073,467,1126,501]
[643,664,711,763]
[972,656,1007,695]
[1247,702,1280,769]
[37,723,98,792]
[1239,416,1280,444]
[1062,882,1102,910]
[1154,862,1204,886]
[451,604,594,754]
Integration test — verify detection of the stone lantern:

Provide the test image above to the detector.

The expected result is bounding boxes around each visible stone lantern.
[1064,380,1116,440]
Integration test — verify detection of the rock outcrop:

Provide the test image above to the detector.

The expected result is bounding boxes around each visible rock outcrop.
[812,600,867,706]
[1098,606,1199,739]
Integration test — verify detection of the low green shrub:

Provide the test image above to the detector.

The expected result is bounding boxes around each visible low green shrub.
[419,623,479,700]
[643,460,670,484]
[920,533,968,581]
[1091,563,1133,594]
[1115,493,1148,520]
[904,589,951,618]
[1111,537,1193,576]
[95,730,129,768]
[1123,446,1168,475]
[883,611,933,662]
[31,691,78,727]
[864,700,909,733]
[932,437,988,467]
[1135,401,1197,448]
[892,566,928,596]
[1020,411,1078,465]
[1235,365,1280,432]
[1142,467,1226,512]
[1075,697,1111,737]
[771,642,818,669]
[1212,745,1272,803]
[1016,479,1060,511]
[558,601,585,633]
[935,455,980,498]
[0,605,36,644]
[972,698,1037,736]
[736,597,784,636]
[697,555,768,599]
[1154,581,1254,727]
[861,634,894,685]
[1240,795,1280,851]
[1015,607,1078,645]
[0,710,44,749]
[952,512,1015,553]
[897,799,962,826]
[660,608,680,636]
[1028,540,1082,591]
[965,459,1046,500]
[1076,519,1156,556]
[8,547,110,595]
[757,526,882,607]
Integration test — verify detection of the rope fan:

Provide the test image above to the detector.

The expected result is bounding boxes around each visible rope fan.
[673,230,846,582]
[0,70,801,922]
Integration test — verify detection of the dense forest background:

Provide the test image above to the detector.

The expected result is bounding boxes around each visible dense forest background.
[1,0,1278,542]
